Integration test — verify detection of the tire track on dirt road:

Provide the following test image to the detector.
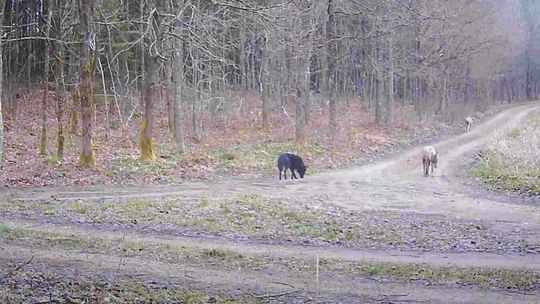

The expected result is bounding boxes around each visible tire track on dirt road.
[3,219,539,271]
[1,244,538,304]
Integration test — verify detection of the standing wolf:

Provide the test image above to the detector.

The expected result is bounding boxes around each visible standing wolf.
[277,153,307,180]
[465,117,473,132]
[422,146,438,177]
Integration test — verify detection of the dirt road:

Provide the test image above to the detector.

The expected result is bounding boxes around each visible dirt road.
[1,102,539,303]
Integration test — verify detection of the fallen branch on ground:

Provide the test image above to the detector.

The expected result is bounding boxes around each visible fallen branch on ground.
[2,256,34,279]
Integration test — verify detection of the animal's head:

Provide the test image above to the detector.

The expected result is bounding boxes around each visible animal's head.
[431,153,438,168]
[298,165,307,178]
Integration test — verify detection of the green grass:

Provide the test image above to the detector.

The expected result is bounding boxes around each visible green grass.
[474,155,540,193]
[505,128,522,139]
[108,153,181,183]
[474,114,540,195]
[212,141,326,175]
[0,263,233,303]
[336,261,538,291]
[68,201,91,215]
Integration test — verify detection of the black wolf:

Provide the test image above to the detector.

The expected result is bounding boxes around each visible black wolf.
[277,153,307,180]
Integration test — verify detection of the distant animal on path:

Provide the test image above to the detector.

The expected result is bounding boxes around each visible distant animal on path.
[422,146,438,177]
[277,153,307,180]
[465,117,473,132]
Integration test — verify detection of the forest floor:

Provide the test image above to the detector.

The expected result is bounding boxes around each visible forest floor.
[0,90,508,189]
[1,98,540,303]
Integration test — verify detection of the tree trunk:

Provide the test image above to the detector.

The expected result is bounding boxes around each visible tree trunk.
[385,33,394,126]
[39,7,53,156]
[0,0,5,160]
[54,49,65,160]
[140,53,157,163]
[295,86,307,147]
[261,37,270,130]
[239,15,247,91]
[78,0,97,167]
[295,24,313,147]
[525,51,532,100]
[173,26,186,153]
[327,0,337,138]
[374,42,383,125]
[165,52,174,133]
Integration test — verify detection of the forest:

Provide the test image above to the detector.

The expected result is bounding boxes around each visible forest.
[1,1,540,302]
[0,0,538,185]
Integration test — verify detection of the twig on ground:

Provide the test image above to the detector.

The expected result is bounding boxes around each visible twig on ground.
[2,256,34,279]
[250,289,301,299]
[270,281,295,289]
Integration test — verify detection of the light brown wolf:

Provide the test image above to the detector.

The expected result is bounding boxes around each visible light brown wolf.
[422,146,438,176]
[465,117,473,132]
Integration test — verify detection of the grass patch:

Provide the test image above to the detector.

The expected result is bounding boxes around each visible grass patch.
[336,261,539,291]
[474,113,540,195]
[0,224,25,238]
[109,154,180,183]
[506,128,522,139]
[44,155,61,165]
[474,154,540,193]
[212,141,326,175]
[68,201,91,215]
[0,263,234,303]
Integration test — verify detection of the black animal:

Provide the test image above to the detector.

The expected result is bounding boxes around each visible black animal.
[277,153,307,180]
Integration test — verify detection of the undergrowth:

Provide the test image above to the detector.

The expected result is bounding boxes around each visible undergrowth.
[474,114,540,194]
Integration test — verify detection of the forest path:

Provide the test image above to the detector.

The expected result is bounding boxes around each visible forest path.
[5,101,540,224]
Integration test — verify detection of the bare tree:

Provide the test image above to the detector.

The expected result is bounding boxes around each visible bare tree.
[39,6,53,156]
[78,0,97,166]
[0,0,5,160]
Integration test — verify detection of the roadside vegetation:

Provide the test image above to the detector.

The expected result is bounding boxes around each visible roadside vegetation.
[475,114,540,195]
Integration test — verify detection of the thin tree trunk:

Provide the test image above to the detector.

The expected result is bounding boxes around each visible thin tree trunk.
[54,48,65,160]
[39,7,53,156]
[0,0,5,160]
[239,15,247,91]
[165,52,174,133]
[374,42,383,125]
[295,13,314,147]
[140,53,157,162]
[261,37,270,130]
[78,0,97,166]
[385,33,394,125]
[327,0,337,138]
[173,26,186,153]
